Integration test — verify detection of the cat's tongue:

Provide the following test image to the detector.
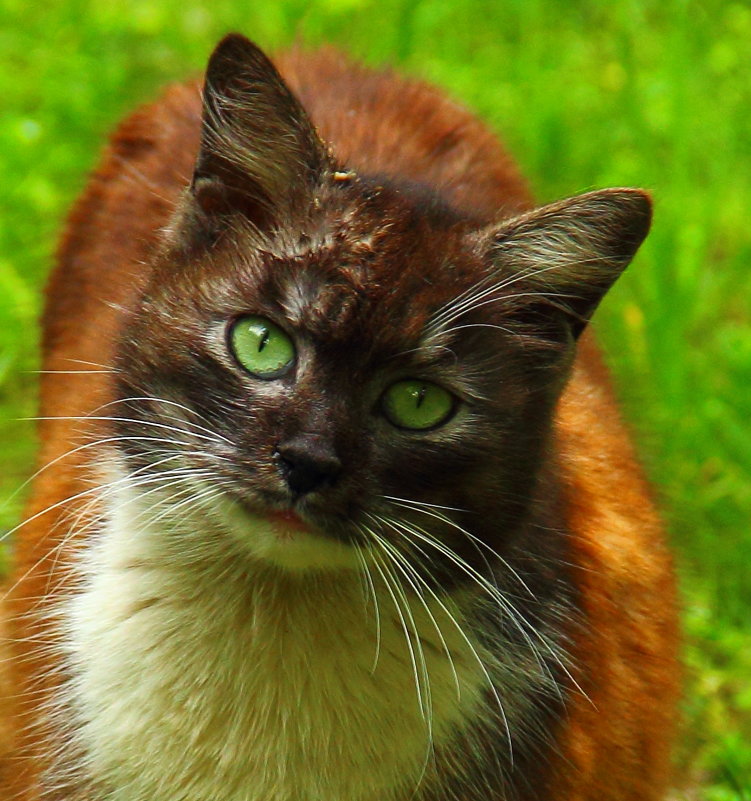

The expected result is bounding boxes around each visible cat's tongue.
[266,509,310,534]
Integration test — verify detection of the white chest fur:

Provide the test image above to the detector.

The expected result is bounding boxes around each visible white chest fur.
[62,488,490,801]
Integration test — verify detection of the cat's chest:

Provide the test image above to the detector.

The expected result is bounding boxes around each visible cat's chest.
[62,518,488,801]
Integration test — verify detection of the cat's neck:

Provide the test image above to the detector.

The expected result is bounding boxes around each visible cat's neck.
[59,479,504,801]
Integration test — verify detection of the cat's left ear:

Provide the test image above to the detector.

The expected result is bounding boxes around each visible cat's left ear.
[476,188,651,340]
[188,34,330,236]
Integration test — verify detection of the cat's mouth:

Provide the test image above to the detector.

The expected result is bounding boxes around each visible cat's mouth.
[220,493,366,571]
[265,508,312,537]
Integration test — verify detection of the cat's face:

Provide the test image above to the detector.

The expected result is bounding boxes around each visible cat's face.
[114,182,544,571]
[108,35,650,574]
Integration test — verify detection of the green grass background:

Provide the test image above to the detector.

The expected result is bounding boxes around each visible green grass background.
[1,0,749,796]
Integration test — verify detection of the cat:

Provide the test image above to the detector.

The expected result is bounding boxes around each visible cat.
[0,33,680,801]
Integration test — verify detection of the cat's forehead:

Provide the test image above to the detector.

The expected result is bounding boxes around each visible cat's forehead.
[219,186,479,351]
[270,230,473,353]
[275,251,430,348]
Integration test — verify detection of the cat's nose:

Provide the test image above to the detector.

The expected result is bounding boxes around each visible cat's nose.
[274,436,342,495]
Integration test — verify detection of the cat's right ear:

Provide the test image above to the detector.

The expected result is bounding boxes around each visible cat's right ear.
[182,34,330,240]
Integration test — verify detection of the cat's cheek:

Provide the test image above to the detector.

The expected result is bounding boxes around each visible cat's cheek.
[218,497,362,571]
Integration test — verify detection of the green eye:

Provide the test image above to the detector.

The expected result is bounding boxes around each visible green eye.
[382,379,456,431]
[229,315,295,378]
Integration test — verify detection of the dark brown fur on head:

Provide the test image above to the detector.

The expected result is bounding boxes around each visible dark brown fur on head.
[113,35,651,583]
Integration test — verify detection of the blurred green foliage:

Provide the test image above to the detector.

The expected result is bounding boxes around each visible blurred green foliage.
[1,0,749,795]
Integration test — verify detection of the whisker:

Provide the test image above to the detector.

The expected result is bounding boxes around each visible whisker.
[2,435,229,518]
[28,370,115,375]
[367,511,515,762]
[385,497,535,599]
[353,543,382,673]
[382,497,584,699]
[427,256,608,336]
[382,495,470,515]
[96,396,235,445]
[8,464,218,611]
[409,521,580,702]
[22,416,226,448]
[367,522,461,701]
[62,359,117,371]
[363,529,430,727]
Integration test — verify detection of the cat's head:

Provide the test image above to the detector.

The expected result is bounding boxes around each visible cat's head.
[109,35,650,573]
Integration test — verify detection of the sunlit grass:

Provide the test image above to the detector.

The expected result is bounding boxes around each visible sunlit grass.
[1,0,749,795]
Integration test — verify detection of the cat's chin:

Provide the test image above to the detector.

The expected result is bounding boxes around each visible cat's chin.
[221,499,362,572]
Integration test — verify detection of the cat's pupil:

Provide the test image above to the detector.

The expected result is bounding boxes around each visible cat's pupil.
[415,386,426,408]
[258,329,270,352]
